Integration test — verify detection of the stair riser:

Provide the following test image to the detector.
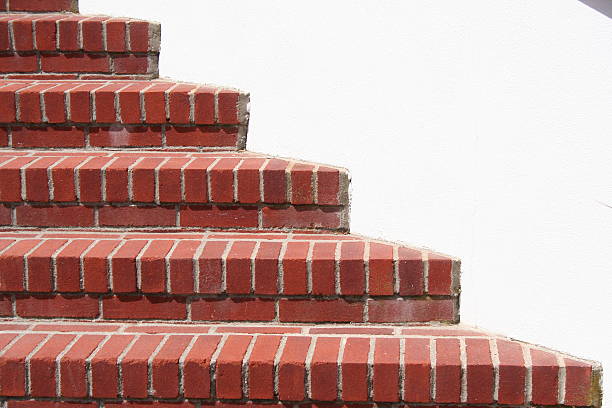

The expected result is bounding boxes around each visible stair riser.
[0,330,597,407]
[0,14,159,77]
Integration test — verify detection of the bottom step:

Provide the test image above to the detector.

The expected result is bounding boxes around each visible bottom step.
[0,321,602,408]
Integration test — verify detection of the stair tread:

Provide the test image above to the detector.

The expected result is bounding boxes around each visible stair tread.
[0,229,457,324]
[0,319,601,407]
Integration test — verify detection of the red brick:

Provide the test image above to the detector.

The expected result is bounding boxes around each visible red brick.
[67,83,99,122]
[311,337,341,401]
[90,126,162,148]
[158,157,190,203]
[90,334,135,398]
[564,358,593,406]
[247,335,281,399]
[83,240,120,293]
[30,334,75,397]
[0,293,12,316]
[279,299,363,323]
[16,204,94,227]
[282,241,309,295]
[116,83,147,123]
[0,54,38,73]
[24,157,60,202]
[105,18,128,52]
[465,338,493,403]
[435,338,461,403]
[216,335,252,399]
[103,295,187,320]
[368,298,455,323]
[113,54,149,74]
[339,241,365,295]
[33,16,58,51]
[0,18,8,50]
[93,83,125,123]
[109,240,147,292]
[194,86,215,124]
[191,298,275,322]
[43,83,78,123]
[180,205,258,228]
[183,157,214,202]
[0,83,32,121]
[0,333,47,396]
[49,156,83,202]
[165,126,238,148]
[60,335,105,398]
[428,253,453,295]
[341,337,369,401]
[236,158,264,203]
[140,240,174,293]
[142,83,173,123]
[81,17,106,52]
[16,295,99,318]
[133,156,165,202]
[54,239,93,292]
[0,127,7,147]
[263,159,288,203]
[278,336,311,401]
[12,126,85,148]
[99,205,176,227]
[404,338,431,402]
[120,335,164,398]
[398,246,424,295]
[530,348,559,405]
[78,157,113,202]
[209,158,240,203]
[311,327,393,335]
[11,17,35,52]
[168,84,196,124]
[317,166,341,205]
[0,239,40,291]
[128,21,150,52]
[183,335,221,398]
[7,402,95,408]
[198,240,227,294]
[254,241,281,295]
[168,240,199,294]
[26,239,67,292]
[104,156,138,202]
[290,163,314,204]
[57,16,80,51]
[152,335,192,398]
[226,241,256,294]
[311,241,336,296]
[262,206,342,230]
[19,83,56,123]
[373,338,400,402]
[42,54,110,73]
[369,242,394,295]
[218,90,240,124]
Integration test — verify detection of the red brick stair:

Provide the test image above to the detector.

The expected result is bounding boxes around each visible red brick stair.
[0,1,603,407]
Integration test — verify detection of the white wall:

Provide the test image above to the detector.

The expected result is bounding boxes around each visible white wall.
[84,0,612,400]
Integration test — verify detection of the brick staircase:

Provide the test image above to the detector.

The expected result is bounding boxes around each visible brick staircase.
[0,1,603,407]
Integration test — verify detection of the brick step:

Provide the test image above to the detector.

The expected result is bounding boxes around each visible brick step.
[1,0,78,13]
[0,151,348,230]
[0,13,159,78]
[0,321,601,407]
[0,80,248,150]
[0,230,457,323]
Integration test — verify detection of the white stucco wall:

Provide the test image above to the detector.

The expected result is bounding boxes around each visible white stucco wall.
[83,0,612,400]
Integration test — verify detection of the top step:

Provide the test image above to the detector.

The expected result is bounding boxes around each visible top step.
[0,0,78,13]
